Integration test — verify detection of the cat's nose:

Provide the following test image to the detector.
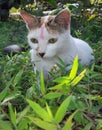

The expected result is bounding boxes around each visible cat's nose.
[39,53,45,57]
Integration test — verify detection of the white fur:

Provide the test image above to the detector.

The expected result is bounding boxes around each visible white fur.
[27,16,94,78]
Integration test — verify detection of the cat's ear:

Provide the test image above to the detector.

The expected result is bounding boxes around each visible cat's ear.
[20,10,38,30]
[54,9,70,29]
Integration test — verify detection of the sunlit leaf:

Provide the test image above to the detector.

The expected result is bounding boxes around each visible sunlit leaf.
[27,117,57,130]
[46,103,53,119]
[88,14,97,21]
[69,56,78,80]
[27,99,52,122]
[71,69,87,86]
[54,76,70,83]
[44,92,62,99]
[40,70,46,95]
[49,83,65,90]
[55,95,72,123]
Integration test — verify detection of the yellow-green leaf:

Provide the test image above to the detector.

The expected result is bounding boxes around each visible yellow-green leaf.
[71,69,87,86]
[44,92,62,99]
[46,103,53,120]
[55,95,72,123]
[69,56,78,80]
[40,70,46,95]
[27,99,52,122]
[27,117,57,130]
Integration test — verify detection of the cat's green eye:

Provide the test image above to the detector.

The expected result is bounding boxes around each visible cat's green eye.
[48,38,57,44]
[31,38,38,43]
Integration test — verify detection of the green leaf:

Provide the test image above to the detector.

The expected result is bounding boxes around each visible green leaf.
[96,119,102,130]
[88,14,97,21]
[0,120,12,130]
[18,119,29,130]
[69,56,78,80]
[13,70,23,86]
[17,106,30,124]
[27,117,57,130]
[27,99,52,122]
[71,69,87,86]
[83,122,93,130]
[49,83,65,90]
[48,0,57,7]
[1,93,20,105]
[0,79,12,102]
[40,70,46,95]
[8,103,16,128]
[62,110,78,130]
[55,95,72,123]
[44,92,62,99]
[46,103,53,120]
[54,77,70,83]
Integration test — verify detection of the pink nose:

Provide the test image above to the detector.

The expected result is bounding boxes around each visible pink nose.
[39,53,45,57]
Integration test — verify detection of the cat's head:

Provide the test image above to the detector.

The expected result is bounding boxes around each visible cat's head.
[20,9,71,58]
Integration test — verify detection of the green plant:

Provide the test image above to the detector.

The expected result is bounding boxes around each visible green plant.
[0,1,102,129]
[48,56,86,92]
[22,56,87,130]
[26,96,78,130]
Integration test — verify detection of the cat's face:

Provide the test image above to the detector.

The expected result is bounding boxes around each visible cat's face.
[20,9,71,58]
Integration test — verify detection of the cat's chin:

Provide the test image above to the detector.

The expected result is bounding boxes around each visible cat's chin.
[39,55,54,59]
[36,54,56,59]
[44,54,56,59]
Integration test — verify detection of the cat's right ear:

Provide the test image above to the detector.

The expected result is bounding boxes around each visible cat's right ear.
[20,10,38,30]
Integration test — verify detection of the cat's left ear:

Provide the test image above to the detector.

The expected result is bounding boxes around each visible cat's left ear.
[20,10,38,30]
[54,9,71,29]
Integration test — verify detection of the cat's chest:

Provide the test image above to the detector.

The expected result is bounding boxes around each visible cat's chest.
[36,58,56,71]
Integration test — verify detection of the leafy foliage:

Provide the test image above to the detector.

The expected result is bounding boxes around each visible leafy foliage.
[0,0,102,130]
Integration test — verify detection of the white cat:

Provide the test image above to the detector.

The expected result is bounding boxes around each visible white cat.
[20,9,94,78]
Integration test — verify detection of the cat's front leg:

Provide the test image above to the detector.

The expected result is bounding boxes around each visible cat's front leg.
[30,49,37,73]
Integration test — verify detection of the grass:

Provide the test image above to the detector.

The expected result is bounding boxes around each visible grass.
[0,13,102,130]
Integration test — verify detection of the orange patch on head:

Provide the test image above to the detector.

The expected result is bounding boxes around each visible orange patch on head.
[45,16,59,34]
[38,17,45,27]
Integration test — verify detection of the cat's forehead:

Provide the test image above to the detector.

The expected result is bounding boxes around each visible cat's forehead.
[29,15,58,39]
[38,15,55,25]
[38,15,58,34]
[29,16,58,39]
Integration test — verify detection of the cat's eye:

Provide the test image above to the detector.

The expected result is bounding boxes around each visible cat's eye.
[48,38,57,44]
[31,38,38,44]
